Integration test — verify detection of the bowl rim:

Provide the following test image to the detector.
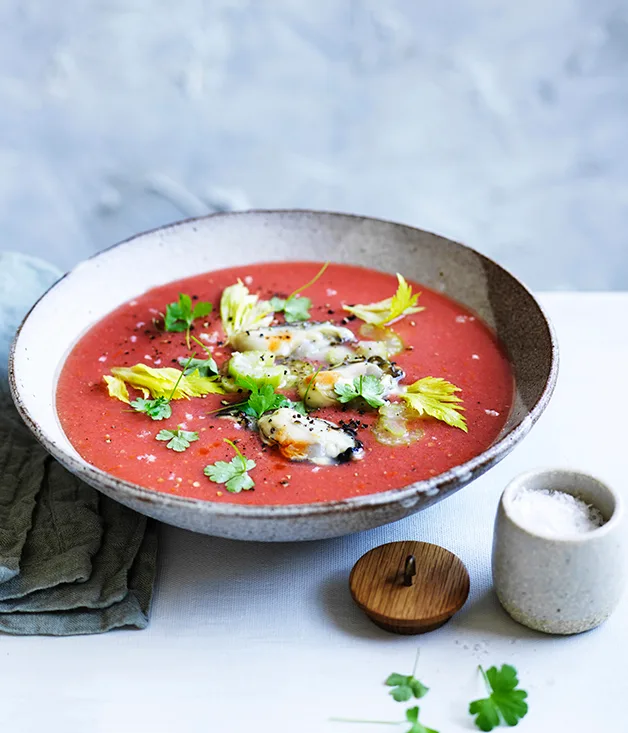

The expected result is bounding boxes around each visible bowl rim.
[8,208,559,519]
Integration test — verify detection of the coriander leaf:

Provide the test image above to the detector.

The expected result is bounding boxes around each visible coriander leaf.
[334,374,386,408]
[130,396,172,421]
[358,374,386,407]
[385,673,429,702]
[178,356,219,378]
[245,383,290,418]
[269,262,329,323]
[156,428,199,452]
[283,295,312,322]
[204,439,256,493]
[469,665,528,731]
[400,376,467,432]
[469,700,501,732]
[164,293,192,333]
[192,301,212,321]
[204,460,236,483]
[164,292,212,346]
[226,471,255,493]
[270,294,312,322]
[234,375,290,419]
[405,706,439,733]
[343,273,424,326]
[269,296,286,311]
[289,400,308,416]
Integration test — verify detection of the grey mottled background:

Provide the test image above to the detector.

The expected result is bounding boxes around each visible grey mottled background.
[1,0,627,289]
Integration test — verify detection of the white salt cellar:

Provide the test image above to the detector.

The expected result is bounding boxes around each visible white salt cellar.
[492,469,626,634]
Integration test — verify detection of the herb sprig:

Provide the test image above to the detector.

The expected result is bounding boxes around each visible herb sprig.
[204,438,256,493]
[270,261,329,323]
[404,707,439,733]
[334,374,387,408]
[207,375,298,420]
[131,396,172,421]
[177,334,220,377]
[241,377,291,418]
[385,673,429,703]
[164,293,212,347]
[469,665,528,731]
[156,427,199,452]
[333,655,528,732]
[332,651,437,732]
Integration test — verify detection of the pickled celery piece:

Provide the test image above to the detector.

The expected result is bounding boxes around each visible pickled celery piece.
[355,340,389,360]
[359,323,404,356]
[372,402,423,447]
[220,280,273,341]
[227,351,290,389]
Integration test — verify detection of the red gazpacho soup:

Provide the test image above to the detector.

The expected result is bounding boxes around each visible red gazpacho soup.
[56,262,514,505]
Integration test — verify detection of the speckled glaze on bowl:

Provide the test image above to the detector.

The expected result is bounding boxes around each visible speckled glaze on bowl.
[9,210,558,541]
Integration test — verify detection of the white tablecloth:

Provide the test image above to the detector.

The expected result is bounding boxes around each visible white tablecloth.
[2,293,626,733]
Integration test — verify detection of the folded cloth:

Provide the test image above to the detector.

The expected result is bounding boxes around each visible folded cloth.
[0,251,158,635]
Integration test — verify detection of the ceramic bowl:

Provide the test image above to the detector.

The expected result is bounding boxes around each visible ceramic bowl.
[9,210,558,541]
[493,469,627,634]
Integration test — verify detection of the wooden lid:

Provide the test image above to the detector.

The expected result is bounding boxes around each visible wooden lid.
[349,541,470,634]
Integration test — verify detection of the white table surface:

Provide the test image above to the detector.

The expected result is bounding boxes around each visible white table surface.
[2,293,626,733]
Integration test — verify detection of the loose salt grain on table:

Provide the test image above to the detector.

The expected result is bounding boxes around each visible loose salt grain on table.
[510,487,606,537]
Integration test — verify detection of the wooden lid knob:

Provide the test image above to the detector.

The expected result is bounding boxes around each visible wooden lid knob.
[349,541,470,634]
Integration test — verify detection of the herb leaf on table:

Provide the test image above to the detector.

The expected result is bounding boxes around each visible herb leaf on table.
[204,439,256,493]
[469,665,528,731]
[156,427,199,452]
[385,673,429,702]
[404,706,439,733]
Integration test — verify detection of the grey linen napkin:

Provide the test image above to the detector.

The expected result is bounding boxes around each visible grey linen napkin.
[0,251,158,635]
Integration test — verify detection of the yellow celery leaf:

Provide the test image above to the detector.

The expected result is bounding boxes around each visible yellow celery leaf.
[103,375,130,404]
[343,274,424,326]
[399,376,467,432]
[108,363,225,400]
[220,280,274,341]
